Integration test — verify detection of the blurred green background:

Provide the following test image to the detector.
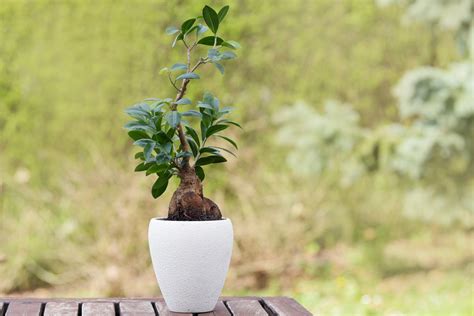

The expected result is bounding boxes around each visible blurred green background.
[0,0,473,315]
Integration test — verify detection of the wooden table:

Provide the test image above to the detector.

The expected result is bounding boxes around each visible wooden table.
[0,297,312,315]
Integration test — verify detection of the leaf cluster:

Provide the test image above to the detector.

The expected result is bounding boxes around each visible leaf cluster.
[124,4,241,199]
[124,92,240,198]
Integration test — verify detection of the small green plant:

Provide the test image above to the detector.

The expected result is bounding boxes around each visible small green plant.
[124,5,240,221]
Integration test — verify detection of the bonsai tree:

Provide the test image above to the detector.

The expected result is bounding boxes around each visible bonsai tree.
[124,4,240,221]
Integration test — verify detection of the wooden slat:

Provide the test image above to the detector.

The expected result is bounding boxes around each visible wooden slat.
[197,301,231,316]
[120,300,155,316]
[82,302,115,316]
[44,301,78,316]
[153,301,192,316]
[225,300,268,316]
[264,297,312,316]
[6,301,42,316]
[220,296,261,301]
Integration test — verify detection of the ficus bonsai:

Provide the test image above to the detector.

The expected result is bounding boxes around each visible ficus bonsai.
[124,4,240,221]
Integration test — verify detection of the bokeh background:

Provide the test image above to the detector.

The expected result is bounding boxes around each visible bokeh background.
[1,0,473,314]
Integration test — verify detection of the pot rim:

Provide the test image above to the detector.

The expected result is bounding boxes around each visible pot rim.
[151,216,231,223]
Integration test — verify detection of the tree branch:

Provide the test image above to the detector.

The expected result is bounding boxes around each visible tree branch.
[171,47,207,170]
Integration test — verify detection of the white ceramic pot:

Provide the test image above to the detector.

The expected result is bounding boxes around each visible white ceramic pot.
[148,217,233,313]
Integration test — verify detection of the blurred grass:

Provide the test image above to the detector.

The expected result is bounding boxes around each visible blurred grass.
[0,0,472,315]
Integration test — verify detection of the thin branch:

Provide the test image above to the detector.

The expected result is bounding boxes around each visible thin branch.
[169,44,209,170]
[168,73,180,91]
[186,46,192,70]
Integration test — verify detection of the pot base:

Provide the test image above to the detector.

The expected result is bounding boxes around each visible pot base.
[148,217,233,313]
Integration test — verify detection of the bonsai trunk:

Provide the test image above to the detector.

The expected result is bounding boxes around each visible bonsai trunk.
[168,163,222,221]
[167,67,222,221]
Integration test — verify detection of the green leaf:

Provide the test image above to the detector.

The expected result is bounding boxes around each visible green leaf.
[176,72,200,80]
[146,164,168,176]
[165,26,179,35]
[170,63,187,71]
[213,62,224,74]
[197,36,224,46]
[220,106,233,114]
[153,131,171,144]
[151,103,165,115]
[134,152,145,160]
[124,106,150,120]
[218,5,229,22]
[210,146,237,157]
[181,110,202,118]
[135,162,153,172]
[226,121,242,128]
[197,102,215,111]
[221,51,237,60]
[123,121,154,133]
[152,115,163,130]
[165,111,181,128]
[156,152,171,164]
[208,48,219,59]
[166,127,176,139]
[175,98,192,105]
[151,173,171,198]
[133,139,155,148]
[199,146,220,154]
[172,33,183,47]
[186,137,199,157]
[218,119,242,128]
[206,124,229,138]
[128,130,149,141]
[181,18,196,34]
[196,155,227,166]
[210,95,220,110]
[144,142,155,161]
[185,126,201,146]
[222,40,241,49]
[217,135,238,149]
[195,166,205,181]
[202,5,219,33]
[197,24,208,35]
[200,120,208,140]
[176,151,192,159]
[158,141,172,154]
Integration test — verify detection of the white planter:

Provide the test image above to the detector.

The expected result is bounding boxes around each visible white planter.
[148,217,233,313]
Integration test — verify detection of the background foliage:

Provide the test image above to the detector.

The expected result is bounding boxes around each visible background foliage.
[0,0,472,315]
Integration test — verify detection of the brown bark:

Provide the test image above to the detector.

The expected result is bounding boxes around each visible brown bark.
[167,164,222,221]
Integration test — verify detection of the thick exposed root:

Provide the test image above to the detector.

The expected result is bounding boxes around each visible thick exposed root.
[167,166,222,221]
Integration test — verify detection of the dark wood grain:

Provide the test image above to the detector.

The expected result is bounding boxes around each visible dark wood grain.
[120,300,155,316]
[225,300,268,316]
[82,302,115,316]
[264,297,312,316]
[6,301,42,316]
[44,301,78,316]
[197,301,231,316]
[153,301,192,316]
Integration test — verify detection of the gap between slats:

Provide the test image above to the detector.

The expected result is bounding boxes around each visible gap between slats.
[151,302,159,315]
[0,303,8,316]
[114,302,120,316]
[258,300,277,316]
[40,303,46,316]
